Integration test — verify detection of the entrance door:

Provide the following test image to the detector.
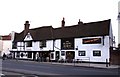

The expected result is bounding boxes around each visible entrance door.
[66,51,75,62]
[42,52,50,62]
[33,52,36,61]
[55,51,60,61]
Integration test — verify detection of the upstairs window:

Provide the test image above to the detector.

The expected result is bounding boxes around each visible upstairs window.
[26,41,32,47]
[40,40,46,48]
[61,38,74,50]
[12,42,17,49]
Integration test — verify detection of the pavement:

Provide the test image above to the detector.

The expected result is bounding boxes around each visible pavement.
[51,62,119,69]
[14,59,120,69]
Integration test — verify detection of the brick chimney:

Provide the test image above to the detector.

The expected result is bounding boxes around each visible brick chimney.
[78,19,83,25]
[61,17,65,27]
[24,21,30,36]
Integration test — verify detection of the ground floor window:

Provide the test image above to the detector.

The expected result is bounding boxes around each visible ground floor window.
[51,53,54,59]
[93,50,101,56]
[66,51,75,59]
[16,52,20,57]
[78,51,86,56]
[28,52,32,58]
[20,53,24,57]
[61,51,65,56]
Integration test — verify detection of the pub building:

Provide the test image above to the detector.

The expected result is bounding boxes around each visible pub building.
[11,18,114,63]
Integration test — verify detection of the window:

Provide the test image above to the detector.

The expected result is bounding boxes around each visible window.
[27,35,30,38]
[61,38,74,50]
[51,53,54,59]
[40,40,46,48]
[12,42,17,49]
[27,52,32,58]
[20,53,24,57]
[26,41,32,47]
[61,51,65,56]
[78,51,86,56]
[16,52,20,57]
[93,50,101,56]
[27,33,31,38]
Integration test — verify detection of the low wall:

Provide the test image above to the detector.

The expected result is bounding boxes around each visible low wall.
[110,49,120,65]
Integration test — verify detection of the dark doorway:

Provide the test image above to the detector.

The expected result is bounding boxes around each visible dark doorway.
[66,51,75,62]
[110,50,120,65]
[39,51,50,62]
[13,52,15,59]
[55,51,60,61]
[33,52,36,61]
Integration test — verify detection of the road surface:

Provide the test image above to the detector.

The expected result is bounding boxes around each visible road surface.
[2,59,119,76]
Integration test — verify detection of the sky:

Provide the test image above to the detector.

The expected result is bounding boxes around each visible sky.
[0,0,119,45]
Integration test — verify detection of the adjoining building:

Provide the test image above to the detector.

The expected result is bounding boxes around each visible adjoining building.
[10,18,114,63]
[118,2,120,45]
[0,34,12,56]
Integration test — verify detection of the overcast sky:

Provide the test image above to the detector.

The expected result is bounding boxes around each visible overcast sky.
[0,0,119,45]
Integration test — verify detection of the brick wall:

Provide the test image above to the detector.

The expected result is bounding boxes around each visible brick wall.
[110,49,120,65]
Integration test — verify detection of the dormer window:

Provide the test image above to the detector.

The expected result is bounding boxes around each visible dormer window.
[27,33,30,38]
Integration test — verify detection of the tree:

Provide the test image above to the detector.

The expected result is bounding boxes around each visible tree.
[118,43,120,51]
[118,43,120,48]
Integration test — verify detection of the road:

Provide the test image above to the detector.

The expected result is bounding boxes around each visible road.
[2,59,119,76]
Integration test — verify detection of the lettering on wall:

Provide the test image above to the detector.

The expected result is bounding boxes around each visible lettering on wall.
[83,38,101,44]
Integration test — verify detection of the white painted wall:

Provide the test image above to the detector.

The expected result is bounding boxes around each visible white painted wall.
[32,41,40,51]
[14,32,111,63]
[0,40,2,56]
[32,40,54,51]
[118,2,120,45]
[41,40,53,51]
[17,42,24,51]
[75,36,110,62]
[2,40,12,55]
[22,33,54,51]
[11,31,15,42]
[54,39,61,51]
[17,40,54,51]
[53,36,110,62]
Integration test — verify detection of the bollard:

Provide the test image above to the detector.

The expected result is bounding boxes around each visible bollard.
[74,59,75,66]
[106,59,108,67]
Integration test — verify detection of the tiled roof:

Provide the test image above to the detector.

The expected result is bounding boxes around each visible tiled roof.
[13,19,111,42]
[13,26,54,42]
[30,26,53,41]
[54,19,110,39]
[14,31,24,42]
[2,35,11,40]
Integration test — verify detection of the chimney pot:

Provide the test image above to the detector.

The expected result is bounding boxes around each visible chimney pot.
[78,19,83,25]
[24,21,30,36]
[61,17,65,27]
